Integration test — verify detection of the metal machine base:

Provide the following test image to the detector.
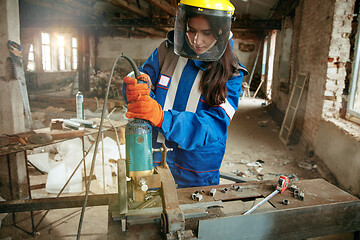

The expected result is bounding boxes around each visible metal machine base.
[108,178,360,240]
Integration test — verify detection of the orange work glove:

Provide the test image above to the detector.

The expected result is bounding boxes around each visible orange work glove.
[123,74,151,102]
[126,95,164,128]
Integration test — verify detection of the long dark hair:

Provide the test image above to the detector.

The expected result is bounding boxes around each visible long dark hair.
[200,42,236,106]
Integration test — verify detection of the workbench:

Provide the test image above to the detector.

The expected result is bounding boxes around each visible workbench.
[0,119,126,235]
[0,118,126,156]
[108,178,360,240]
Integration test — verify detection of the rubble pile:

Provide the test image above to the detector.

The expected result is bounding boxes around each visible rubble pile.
[89,68,125,100]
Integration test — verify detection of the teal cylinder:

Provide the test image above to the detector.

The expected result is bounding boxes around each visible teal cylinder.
[125,119,153,174]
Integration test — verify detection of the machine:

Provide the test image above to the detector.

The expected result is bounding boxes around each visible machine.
[108,55,360,240]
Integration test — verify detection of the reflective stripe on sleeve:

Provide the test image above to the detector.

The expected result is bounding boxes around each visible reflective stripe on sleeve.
[219,99,236,119]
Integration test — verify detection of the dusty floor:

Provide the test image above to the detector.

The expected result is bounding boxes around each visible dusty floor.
[0,97,355,239]
[221,97,326,184]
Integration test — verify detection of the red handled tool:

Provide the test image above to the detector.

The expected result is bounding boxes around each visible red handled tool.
[243,175,289,215]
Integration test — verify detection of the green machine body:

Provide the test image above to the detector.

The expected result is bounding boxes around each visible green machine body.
[125,119,153,175]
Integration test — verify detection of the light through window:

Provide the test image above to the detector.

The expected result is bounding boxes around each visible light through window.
[41,33,51,71]
[72,37,78,70]
[58,35,65,70]
[27,44,35,71]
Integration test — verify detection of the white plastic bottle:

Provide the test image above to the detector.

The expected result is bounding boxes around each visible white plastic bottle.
[76,91,84,119]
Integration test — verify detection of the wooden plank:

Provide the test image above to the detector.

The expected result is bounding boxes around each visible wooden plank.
[0,194,117,213]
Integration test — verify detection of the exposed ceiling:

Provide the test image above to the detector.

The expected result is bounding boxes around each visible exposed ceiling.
[19,0,298,38]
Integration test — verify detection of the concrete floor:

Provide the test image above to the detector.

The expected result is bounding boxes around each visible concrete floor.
[0,97,355,239]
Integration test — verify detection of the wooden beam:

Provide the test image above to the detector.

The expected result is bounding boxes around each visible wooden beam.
[145,0,176,16]
[23,0,102,19]
[106,0,149,18]
[136,27,167,38]
[232,19,281,30]
[63,0,105,18]
[0,194,117,213]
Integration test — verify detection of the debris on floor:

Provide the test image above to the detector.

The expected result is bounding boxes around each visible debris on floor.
[297,160,315,171]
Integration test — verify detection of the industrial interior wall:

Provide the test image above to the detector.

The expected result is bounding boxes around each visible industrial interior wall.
[271,17,293,113]
[96,35,259,78]
[232,37,262,80]
[316,120,360,196]
[271,0,336,149]
[20,27,78,89]
[271,0,360,195]
[292,0,337,150]
[96,37,164,72]
[314,0,360,196]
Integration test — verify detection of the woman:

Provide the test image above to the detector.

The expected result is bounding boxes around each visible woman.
[124,0,248,188]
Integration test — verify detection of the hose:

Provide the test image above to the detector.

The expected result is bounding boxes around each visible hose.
[76,53,139,239]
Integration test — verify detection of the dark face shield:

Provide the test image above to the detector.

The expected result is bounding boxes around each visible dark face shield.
[174,4,232,61]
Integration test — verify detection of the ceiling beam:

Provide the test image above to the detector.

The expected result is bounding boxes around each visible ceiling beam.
[106,0,149,18]
[271,0,299,19]
[136,27,167,37]
[62,0,104,18]
[23,0,102,19]
[145,0,176,16]
[20,13,280,30]
[232,19,281,30]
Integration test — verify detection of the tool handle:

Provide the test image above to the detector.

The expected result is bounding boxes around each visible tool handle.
[243,189,279,215]
[121,53,140,78]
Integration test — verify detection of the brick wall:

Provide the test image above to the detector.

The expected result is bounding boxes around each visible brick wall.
[294,0,336,149]
[324,0,354,119]
[273,0,355,149]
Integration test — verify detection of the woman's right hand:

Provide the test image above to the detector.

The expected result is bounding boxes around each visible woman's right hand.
[123,74,151,102]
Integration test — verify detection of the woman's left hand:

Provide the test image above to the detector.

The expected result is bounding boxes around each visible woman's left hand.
[123,74,151,102]
[126,95,164,128]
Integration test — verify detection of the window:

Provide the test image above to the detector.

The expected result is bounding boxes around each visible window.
[349,20,360,119]
[41,32,51,71]
[27,44,35,71]
[266,30,277,100]
[57,35,65,71]
[72,37,78,70]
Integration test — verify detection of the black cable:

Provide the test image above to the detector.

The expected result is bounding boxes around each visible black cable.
[76,53,138,239]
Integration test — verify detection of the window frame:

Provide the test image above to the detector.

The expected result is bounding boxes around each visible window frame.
[349,17,360,119]
[27,44,35,72]
[57,35,66,71]
[71,37,78,70]
[41,32,51,71]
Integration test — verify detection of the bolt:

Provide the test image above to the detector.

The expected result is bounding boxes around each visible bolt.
[209,188,216,196]
[221,188,228,193]
[191,192,203,201]
[138,178,148,192]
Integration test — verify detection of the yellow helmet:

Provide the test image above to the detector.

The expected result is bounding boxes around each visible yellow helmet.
[180,0,235,15]
[174,0,235,61]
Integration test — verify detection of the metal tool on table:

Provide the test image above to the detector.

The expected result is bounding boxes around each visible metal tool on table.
[121,54,155,203]
[113,54,194,239]
[243,175,289,215]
